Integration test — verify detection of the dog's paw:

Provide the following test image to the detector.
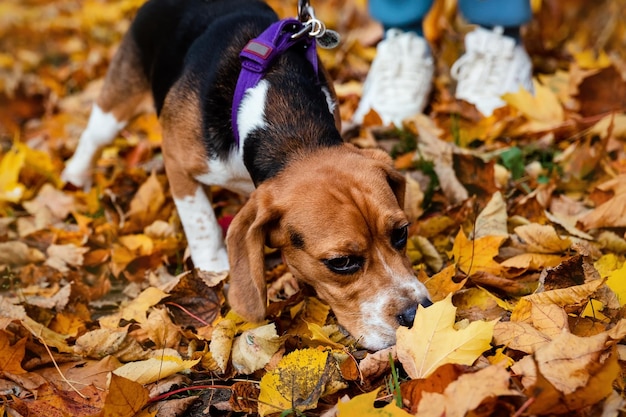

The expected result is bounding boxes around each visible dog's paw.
[61,159,92,189]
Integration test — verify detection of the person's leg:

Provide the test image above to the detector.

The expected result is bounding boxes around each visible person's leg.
[353,0,435,125]
[369,0,434,35]
[452,0,534,115]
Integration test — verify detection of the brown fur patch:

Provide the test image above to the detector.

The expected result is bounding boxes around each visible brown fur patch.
[160,81,209,199]
[97,32,150,122]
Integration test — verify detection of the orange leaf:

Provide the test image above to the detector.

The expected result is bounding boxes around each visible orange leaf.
[102,373,150,417]
[0,331,27,374]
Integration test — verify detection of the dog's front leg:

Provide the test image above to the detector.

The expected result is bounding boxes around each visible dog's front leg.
[173,184,230,272]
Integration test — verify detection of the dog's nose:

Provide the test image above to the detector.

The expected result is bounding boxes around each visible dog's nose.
[397,298,433,328]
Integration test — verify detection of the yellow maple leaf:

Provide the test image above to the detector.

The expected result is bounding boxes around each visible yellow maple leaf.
[0,143,26,204]
[258,348,347,416]
[337,388,412,417]
[396,295,496,379]
[422,264,467,302]
[451,229,505,276]
[502,80,564,132]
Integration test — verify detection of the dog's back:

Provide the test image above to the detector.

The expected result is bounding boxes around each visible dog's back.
[130,0,277,113]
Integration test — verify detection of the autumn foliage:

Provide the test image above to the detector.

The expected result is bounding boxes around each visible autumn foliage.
[1,0,626,416]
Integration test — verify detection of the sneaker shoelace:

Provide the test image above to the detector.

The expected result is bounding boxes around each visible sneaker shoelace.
[451,27,516,98]
[368,30,433,112]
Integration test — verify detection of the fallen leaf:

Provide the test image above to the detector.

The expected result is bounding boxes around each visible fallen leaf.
[336,388,412,417]
[231,323,281,374]
[422,265,467,302]
[415,365,519,417]
[45,244,89,272]
[0,332,27,374]
[502,80,564,132]
[258,348,346,416]
[396,295,496,379]
[112,351,199,385]
[209,319,236,373]
[473,191,508,238]
[451,229,506,276]
[102,373,150,417]
[514,223,572,253]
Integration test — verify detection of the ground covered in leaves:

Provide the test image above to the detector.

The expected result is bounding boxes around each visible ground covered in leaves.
[1,0,626,416]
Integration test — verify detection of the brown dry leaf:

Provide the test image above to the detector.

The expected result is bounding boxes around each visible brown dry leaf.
[23,281,71,310]
[530,302,569,337]
[102,373,150,417]
[396,295,496,379]
[400,363,464,414]
[0,241,45,266]
[139,307,181,349]
[230,381,260,414]
[10,383,104,417]
[415,365,519,417]
[511,279,606,323]
[126,170,166,230]
[473,191,508,238]
[0,332,27,374]
[513,223,572,253]
[407,114,469,204]
[74,328,147,362]
[493,321,552,354]
[500,252,564,270]
[231,323,281,375]
[209,318,237,374]
[45,244,89,272]
[358,346,396,381]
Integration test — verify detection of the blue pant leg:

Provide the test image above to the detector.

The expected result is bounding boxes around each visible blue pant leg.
[457,0,532,27]
[369,0,435,32]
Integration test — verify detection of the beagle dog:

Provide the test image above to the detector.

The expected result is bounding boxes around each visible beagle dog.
[62,0,431,350]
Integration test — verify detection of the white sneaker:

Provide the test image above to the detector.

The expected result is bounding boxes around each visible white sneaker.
[353,29,434,126]
[451,26,534,116]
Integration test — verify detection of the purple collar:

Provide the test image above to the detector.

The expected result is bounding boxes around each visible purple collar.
[232,18,319,146]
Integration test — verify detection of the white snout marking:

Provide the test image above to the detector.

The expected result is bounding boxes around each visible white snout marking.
[357,249,430,350]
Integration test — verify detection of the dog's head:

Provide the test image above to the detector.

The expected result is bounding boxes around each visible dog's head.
[226,145,431,350]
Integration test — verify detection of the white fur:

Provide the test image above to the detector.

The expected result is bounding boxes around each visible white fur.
[357,249,431,350]
[194,80,269,195]
[174,186,229,272]
[195,148,254,196]
[237,79,269,146]
[321,86,337,115]
[62,104,126,187]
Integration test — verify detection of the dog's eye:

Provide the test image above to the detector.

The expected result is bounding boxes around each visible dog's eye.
[391,225,409,250]
[323,256,364,275]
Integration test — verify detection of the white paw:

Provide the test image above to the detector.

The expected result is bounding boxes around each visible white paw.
[61,158,92,188]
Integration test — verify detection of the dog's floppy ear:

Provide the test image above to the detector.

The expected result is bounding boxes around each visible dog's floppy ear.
[356,147,406,207]
[226,183,279,322]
